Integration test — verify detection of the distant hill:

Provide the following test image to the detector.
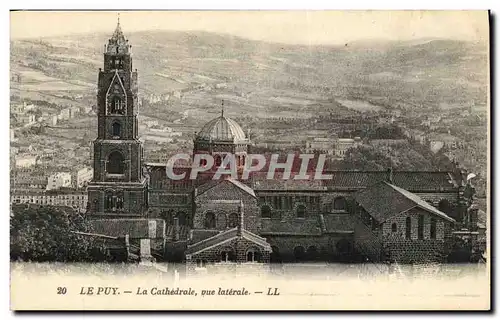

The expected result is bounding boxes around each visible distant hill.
[10,30,488,119]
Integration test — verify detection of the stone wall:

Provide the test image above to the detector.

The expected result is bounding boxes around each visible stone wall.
[194,180,260,234]
[263,234,353,262]
[382,207,447,241]
[354,207,454,263]
[383,239,447,263]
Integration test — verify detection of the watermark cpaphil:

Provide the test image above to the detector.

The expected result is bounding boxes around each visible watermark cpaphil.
[165,153,333,180]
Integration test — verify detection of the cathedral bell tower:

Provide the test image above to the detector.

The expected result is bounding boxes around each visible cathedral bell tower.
[87,17,148,217]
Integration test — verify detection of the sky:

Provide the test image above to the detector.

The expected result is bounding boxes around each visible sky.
[10,10,489,45]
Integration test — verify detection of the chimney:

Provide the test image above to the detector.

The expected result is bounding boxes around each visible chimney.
[386,168,393,184]
[173,217,180,241]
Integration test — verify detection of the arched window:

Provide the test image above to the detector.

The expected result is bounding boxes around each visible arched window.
[228,213,239,228]
[109,96,125,114]
[217,213,227,229]
[105,191,113,210]
[405,217,412,239]
[261,205,271,218]
[112,122,121,137]
[333,197,347,211]
[115,97,123,112]
[246,248,261,262]
[294,246,306,262]
[417,214,424,240]
[296,204,306,218]
[220,250,236,263]
[391,223,397,233]
[107,151,124,174]
[430,217,437,239]
[115,192,124,210]
[204,211,216,229]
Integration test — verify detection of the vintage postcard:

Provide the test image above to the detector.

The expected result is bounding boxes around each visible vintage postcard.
[9,10,490,310]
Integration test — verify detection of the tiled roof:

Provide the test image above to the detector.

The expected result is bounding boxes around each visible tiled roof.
[185,227,271,255]
[251,172,325,191]
[196,178,256,198]
[388,184,456,222]
[355,181,455,223]
[90,219,166,239]
[228,179,256,197]
[190,229,221,244]
[252,171,457,192]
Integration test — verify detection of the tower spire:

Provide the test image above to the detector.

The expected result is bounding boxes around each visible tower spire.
[111,13,124,41]
[221,100,224,117]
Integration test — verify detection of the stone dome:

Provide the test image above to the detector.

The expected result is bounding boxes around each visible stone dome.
[196,113,247,143]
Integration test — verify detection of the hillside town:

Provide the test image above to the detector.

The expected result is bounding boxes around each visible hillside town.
[9,18,488,276]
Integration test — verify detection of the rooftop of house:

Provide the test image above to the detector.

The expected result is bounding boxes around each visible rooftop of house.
[354,181,456,223]
[185,227,271,256]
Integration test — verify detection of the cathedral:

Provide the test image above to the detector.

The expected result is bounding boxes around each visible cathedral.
[87,21,480,269]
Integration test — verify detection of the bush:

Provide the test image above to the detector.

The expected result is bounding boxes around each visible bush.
[10,204,101,262]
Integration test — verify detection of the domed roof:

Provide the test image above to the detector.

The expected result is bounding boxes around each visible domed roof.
[196,113,248,143]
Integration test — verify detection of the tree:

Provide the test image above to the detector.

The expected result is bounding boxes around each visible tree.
[10,204,101,262]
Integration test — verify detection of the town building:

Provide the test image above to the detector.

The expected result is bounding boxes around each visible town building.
[15,154,37,168]
[333,137,362,159]
[428,133,466,150]
[403,128,427,145]
[10,188,88,211]
[46,172,72,191]
[75,167,93,189]
[305,137,335,154]
[58,108,71,120]
[17,114,37,126]
[11,172,47,190]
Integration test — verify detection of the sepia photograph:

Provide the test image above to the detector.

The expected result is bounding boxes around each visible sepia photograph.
[8,10,490,311]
